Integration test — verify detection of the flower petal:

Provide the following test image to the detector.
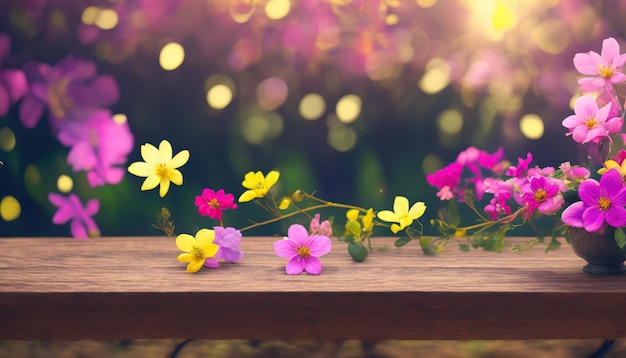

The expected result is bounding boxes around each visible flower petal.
[303,257,322,275]
[158,140,173,161]
[308,235,331,257]
[140,175,160,191]
[187,258,205,273]
[274,238,297,258]
[287,224,309,246]
[265,170,280,187]
[393,196,409,216]
[408,202,426,219]
[127,162,153,177]
[170,150,190,168]
[140,143,160,164]
[176,234,195,252]
[159,177,171,197]
[376,210,398,223]
[285,256,305,275]
[168,169,183,185]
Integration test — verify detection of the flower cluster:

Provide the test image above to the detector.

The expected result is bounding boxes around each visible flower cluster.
[427,37,626,253]
[2,33,134,239]
[125,139,428,273]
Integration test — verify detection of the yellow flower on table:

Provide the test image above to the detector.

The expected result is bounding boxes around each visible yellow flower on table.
[238,170,280,202]
[176,228,219,273]
[127,140,189,197]
[377,196,426,234]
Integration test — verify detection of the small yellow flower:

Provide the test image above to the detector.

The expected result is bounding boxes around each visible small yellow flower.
[362,208,375,233]
[127,140,189,197]
[176,228,219,273]
[598,160,626,181]
[238,170,280,203]
[278,197,292,210]
[377,196,426,234]
[346,209,359,221]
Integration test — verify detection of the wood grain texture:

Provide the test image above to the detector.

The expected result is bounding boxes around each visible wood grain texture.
[0,236,625,340]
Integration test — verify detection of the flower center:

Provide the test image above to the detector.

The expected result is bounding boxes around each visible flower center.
[586,116,598,129]
[599,65,613,79]
[191,246,206,259]
[598,196,611,211]
[47,77,73,118]
[297,246,311,258]
[156,164,169,178]
[534,188,547,203]
[208,198,220,208]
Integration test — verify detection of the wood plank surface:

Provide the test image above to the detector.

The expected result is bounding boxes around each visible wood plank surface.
[0,236,625,340]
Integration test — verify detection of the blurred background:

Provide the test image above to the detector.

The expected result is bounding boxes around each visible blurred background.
[2,0,626,238]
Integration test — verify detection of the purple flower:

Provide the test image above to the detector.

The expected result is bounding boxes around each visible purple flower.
[273,224,332,275]
[57,110,134,187]
[214,226,243,262]
[0,34,27,117]
[48,193,100,239]
[561,169,626,232]
[18,56,119,129]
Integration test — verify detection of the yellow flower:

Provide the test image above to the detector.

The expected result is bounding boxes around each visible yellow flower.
[362,208,375,232]
[127,140,190,197]
[376,196,426,234]
[238,170,280,203]
[176,228,219,273]
[598,160,626,181]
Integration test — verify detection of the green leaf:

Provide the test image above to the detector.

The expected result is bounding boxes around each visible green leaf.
[394,236,412,248]
[345,220,361,237]
[447,200,461,227]
[544,236,561,253]
[347,242,368,262]
[615,228,626,251]
[458,243,470,252]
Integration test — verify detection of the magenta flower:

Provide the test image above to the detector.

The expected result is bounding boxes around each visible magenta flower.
[273,224,332,275]
[518,176,564,219]
[426,162,462,201]
[562,95,623,144]
[48,193,100,239]
[195,188,238,221]
[0,34,27,117]
[505,152,533,178]
[18,56,119,129]
[57,110,134,186]
[309,213,333,237]
[561,169,626,232]
[573,37,626,92]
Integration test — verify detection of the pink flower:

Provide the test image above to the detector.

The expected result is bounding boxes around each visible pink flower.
[573,37,626,92]
[48,193,100,239]
[561,95,623,144]
[273,224,331,275]
[518,176,564,219]
[194,188,237,221]
[561,169,626,232]
[309,213,333,237]
[506,152,533,178]
[426,162,462,200]
[205,226,243,268]
[0,34,27,117]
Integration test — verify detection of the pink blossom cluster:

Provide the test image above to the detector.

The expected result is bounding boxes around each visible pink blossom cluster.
[427,148,591,222]
[2,33,134,239]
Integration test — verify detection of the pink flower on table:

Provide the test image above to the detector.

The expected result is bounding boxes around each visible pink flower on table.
[573,37,626,92]
[273,224,331,275]
[518,176,564,219]
[48,193,100,239]
[194,188,238,221]
[562,95,623,144]
[204,226,243,268]
[562,169,626,233]
[0,34,27,117]
[18,56,119,129]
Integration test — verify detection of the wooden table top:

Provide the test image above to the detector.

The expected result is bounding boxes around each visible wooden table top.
[0,236,625,340]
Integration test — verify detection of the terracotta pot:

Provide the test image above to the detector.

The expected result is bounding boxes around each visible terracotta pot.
[568,226,626,275]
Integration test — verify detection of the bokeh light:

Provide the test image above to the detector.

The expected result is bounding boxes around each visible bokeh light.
[419,58,450,94]
[0,127,16,152]
[0,196,20,221]
[241,112,283,145]
[159,42,185,71]
[327,124,357,152]
[256,77,288,111]
[437,109,464,135]
[299,93,326,121]
[57,174,73,193]
[207,84,233,110]
[94,9,118,30]
[336,95,362,124]
[265,0,290,20]
[113,113,127,124]
[519,114,544,140]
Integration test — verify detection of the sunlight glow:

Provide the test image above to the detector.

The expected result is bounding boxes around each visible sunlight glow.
[57,175,73,193]
[519,114,544,140]
[207,84,233,110]
[299,93,326,121]
[265,0,290,20]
